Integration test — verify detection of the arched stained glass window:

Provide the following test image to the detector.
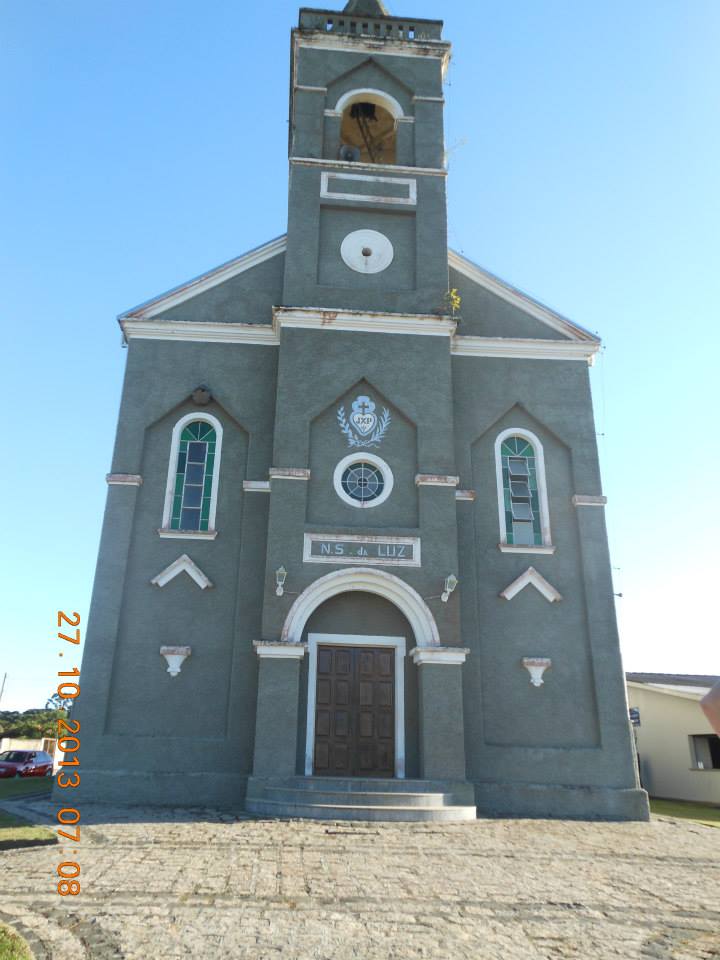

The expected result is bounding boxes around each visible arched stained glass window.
[500,435,542,546]
[170,421,217,531]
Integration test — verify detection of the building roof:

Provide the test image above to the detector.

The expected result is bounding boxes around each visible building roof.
[626,672,720,688]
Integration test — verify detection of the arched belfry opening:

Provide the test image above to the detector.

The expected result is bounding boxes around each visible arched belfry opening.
[337,91,400,165]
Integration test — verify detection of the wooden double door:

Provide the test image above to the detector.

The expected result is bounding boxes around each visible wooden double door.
[313,645,395,777]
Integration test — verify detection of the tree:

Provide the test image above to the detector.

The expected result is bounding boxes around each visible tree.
[45,692,74,711]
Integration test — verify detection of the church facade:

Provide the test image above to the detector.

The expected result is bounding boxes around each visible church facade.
[72,0,649,821]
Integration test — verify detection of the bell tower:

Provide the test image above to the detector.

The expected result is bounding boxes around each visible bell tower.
[283,1,451,315]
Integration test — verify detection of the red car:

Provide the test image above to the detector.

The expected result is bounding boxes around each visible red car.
[0,750,54,778]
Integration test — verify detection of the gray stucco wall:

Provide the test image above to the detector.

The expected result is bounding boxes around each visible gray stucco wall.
[70,6,647,819]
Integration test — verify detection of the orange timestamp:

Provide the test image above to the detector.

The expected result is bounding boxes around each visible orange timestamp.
[55,610,82,896]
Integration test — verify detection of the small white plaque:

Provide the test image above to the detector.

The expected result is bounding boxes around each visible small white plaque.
[303,533,420,567]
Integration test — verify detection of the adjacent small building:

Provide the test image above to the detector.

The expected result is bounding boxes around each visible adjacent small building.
[627,673,720,805]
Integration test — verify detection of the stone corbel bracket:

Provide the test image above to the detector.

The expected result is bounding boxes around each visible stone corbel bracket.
[522,657,552,687]
[160,646,191,677]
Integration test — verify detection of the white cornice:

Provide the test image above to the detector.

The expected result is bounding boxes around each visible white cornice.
[415,474,459,487]
[452,336,599,364]
[498,544,556,555]
[122,319,279,346]
[572,495,608,507]
[293,31,451,67]
[274,306,456,338]
[243,480,271,493]
[410,646,469,666]
[291,156,447,178]
[455,490,476,502]
[254,641,307,660]
[118,236,287,322]
[106,473,142,486]
[448,249,600,344]
[157,528,218,541]
[121,319,599,360]
[269,467,311,481]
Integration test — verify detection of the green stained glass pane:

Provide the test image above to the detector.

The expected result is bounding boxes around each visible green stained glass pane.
[530,492,539,510]
[501,442,514,456]
[203,475,213,497]
[503,490,511,510]
[206,453,215,469]
[502,467,509,487]
[533,530,542,545]
[518,442,532,457]
[200,501,210,522]
[174,476,184,496]
[179,440,188,454]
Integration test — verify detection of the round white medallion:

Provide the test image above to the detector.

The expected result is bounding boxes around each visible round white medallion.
[340,229,394,275]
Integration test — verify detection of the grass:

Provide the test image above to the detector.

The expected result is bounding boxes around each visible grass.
[0,777,53,801]
[0,923,33,960]
[0,810,56,850]
[650,797,720,828]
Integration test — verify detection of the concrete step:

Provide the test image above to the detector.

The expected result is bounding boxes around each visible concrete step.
[262,786,454,807]
[245,798,478,823]
[266,776,476,803]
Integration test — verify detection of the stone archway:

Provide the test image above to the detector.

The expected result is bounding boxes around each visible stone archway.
[280,567,440,648]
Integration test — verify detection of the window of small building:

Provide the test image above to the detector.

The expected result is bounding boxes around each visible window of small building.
[690,734,720,770]
[339,100,397,165]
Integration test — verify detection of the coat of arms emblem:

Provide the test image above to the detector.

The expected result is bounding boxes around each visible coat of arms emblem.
[337,395,391,448]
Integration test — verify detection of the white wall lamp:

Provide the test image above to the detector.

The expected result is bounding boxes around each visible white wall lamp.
[275,566,288,597]
[441,574,459,603]
[522,657,552,687]
[160,646,191,678]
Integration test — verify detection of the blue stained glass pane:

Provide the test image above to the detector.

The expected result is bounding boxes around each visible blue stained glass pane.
[185,462,204,484]
[181,508,201,530]
[183,485,202,508]
[188,442,207,463]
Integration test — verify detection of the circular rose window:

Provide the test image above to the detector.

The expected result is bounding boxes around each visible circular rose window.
[333,453,394,509]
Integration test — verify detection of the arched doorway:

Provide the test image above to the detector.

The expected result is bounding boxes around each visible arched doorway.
[282,569,440,779]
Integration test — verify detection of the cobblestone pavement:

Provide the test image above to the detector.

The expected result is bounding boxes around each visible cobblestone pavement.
[1,799,719,960]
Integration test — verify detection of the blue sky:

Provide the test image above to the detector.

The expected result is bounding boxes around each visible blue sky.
[2,0,717,710]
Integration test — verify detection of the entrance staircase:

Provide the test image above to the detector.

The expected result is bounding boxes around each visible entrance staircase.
[245,776,477,822]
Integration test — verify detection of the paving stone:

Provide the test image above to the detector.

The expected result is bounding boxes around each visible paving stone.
[0,800,719,959]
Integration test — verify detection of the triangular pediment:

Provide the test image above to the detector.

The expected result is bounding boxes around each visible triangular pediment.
[327,56,413,102]
[118,235,285,323]
[116,234,599,354]
[449,249,599,344]
[151,555,213,590]
[499,567,562,603]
